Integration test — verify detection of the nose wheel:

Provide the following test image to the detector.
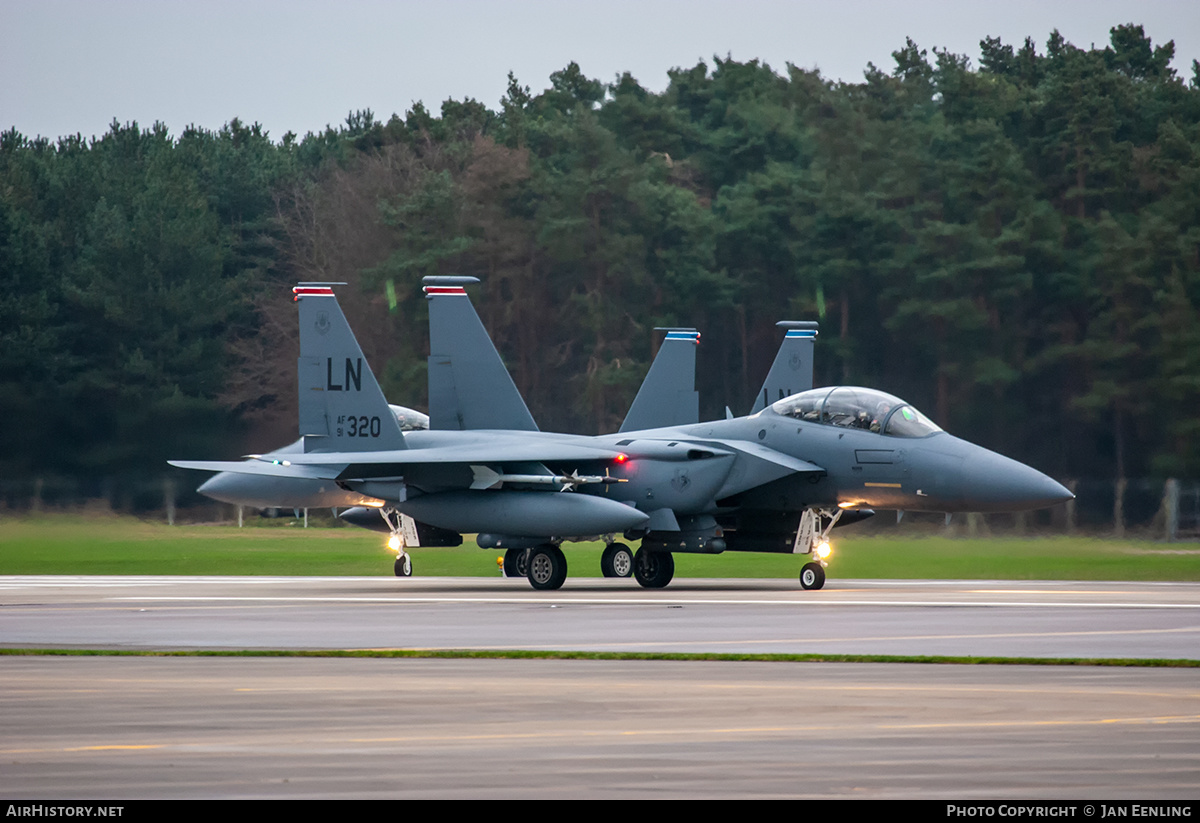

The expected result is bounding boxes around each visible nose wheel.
[394,553,413,577]
[381,507,413,578]
[795,508,840,590]
[799,562,825,590]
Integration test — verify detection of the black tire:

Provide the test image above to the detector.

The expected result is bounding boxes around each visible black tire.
[600,543,633,578]
[503,548,529,578]
[633,548,674,589]
[799,562,825,590]
[394,554,413,577]
[527,545,567,590]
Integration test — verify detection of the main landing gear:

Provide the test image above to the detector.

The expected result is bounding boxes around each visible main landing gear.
[526,544,568,590]
[633,547,674,589]
[380,508,413,577]
[600,542,633,578]
[502,541,633,590]
[503,547,530,578]
[500,545,567,590]
[498,541,663,590]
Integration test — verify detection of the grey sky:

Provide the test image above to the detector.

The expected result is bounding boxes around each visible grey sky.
[4,0,1198,143]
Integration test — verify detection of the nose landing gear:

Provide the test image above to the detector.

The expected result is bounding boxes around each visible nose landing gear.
[799,562,825,590]
[794,508,842,590]
[380,507,413,577]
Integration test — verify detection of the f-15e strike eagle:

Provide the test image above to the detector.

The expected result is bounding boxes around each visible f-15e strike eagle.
[173,278,1072,590]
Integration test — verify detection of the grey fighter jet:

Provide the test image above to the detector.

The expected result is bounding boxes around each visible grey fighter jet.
[173,282,1072,591]
[191,277,701,578]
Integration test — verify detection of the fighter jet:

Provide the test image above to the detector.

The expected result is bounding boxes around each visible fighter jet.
[192,277,702,578]
[173,281,1072,591]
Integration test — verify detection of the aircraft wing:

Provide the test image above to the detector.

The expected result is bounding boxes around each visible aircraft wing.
[168,460,348,479]
[172,441,627,481]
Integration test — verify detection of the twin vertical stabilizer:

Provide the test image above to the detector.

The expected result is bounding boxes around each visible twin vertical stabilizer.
[750,321,819,413]
[619,329,701,432]
[294,283,407,452]
[424,276,539,432]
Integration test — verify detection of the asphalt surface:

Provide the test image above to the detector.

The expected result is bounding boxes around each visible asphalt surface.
[2,576,1198,798]
[2,656,1197,799]
[1,575,1198,657]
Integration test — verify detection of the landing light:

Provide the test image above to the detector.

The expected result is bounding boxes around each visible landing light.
[816,541,832,559]
[387,534,402,552]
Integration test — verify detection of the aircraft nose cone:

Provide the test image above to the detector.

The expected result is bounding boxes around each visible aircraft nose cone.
[195,475,232,499]
[957,443,1073,512]
[197,472,247,504]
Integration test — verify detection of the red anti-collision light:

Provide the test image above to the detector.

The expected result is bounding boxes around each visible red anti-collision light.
[614,453,629,463]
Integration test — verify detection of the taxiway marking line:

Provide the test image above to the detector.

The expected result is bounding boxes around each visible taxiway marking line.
[4,714,1198,755]
[109,595,1200,609]
[364,625,1200,651]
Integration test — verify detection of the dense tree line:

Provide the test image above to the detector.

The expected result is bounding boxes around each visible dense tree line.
[2,25,1198,485]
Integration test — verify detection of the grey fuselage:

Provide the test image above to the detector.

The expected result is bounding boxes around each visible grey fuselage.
[197,392,1069,543]
[358,405,1068,536]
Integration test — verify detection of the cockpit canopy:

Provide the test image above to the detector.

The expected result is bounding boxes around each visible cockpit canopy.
[769,387,941,438]
[389,405,430,432]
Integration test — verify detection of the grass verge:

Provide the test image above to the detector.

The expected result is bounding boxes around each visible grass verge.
[2,513,1198,580]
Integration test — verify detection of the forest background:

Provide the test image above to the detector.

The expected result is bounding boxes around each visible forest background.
[2,25,1199,498]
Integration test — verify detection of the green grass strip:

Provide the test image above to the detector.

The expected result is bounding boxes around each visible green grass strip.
[1,647,1196,667]
[2,514,1198,580]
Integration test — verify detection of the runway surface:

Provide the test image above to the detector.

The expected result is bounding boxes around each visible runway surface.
[3,576,1198,798]
[1,575,1198,658]
[3,656,1198,799]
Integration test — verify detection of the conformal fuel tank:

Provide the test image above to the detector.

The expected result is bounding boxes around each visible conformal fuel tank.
[397,490,649,537]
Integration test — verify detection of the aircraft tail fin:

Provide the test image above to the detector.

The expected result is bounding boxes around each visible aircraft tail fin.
[618,329,701,433]
[750,321,819,413]
[424,276,539,432]
[294,283,407,452]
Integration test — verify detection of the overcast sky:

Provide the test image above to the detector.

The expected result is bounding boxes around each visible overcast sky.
[4,0,1198,143]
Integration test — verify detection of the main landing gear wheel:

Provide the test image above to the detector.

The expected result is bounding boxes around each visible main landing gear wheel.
[527,545,567,590]
[503,548,529,578]
[633,548,674,589]
[600,543,633,578]
[799,562,825,590]
[394,553,413,577]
